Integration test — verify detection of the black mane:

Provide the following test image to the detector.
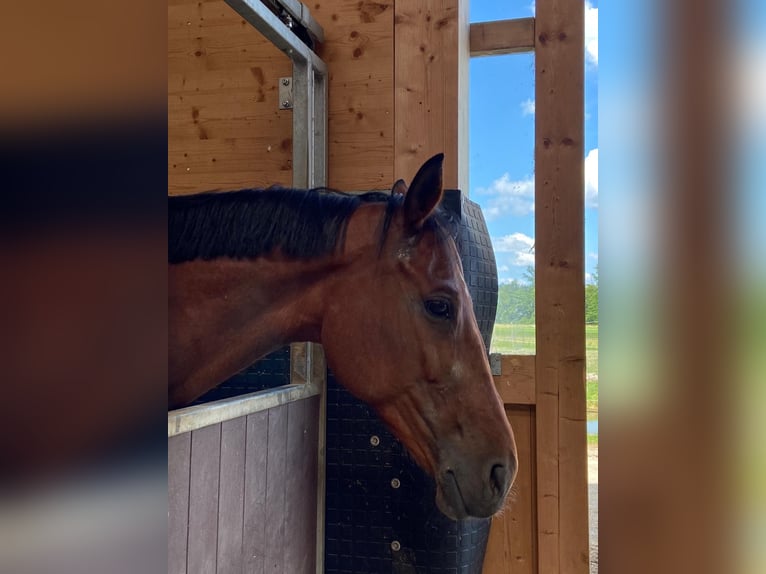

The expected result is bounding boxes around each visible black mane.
[168,187,408,264]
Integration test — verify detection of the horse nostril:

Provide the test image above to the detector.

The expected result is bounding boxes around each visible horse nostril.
[490,463,510,496]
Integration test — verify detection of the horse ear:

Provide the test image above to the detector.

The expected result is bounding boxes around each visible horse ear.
[391,179,408,196]
[402,153,445,231]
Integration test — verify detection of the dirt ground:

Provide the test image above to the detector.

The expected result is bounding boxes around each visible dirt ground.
[588,445,598,574]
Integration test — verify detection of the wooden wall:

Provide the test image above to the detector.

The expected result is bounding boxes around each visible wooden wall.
[168,0,468,194]
[168,0,294,195]
[168,396,320,574]
[312,0,395,190]
[311,0,468,192]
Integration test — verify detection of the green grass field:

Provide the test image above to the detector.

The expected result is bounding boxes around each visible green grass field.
[491,323,599,417]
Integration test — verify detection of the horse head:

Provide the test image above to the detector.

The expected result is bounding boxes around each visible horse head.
[320,154,517,519]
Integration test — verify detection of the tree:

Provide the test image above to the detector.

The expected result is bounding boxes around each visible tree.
[585,264,598,323]
[495,268,535,325]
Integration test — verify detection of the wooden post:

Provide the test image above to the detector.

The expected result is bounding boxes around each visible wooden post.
[394,0,469,190]
[534,1,588,573]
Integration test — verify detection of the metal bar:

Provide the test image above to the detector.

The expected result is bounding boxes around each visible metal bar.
[313,68,327,188]
[308,47,327,574]
[168,383,321,437]
[292,57,311,189]
[276,0,325,44]
[224,0,326,72]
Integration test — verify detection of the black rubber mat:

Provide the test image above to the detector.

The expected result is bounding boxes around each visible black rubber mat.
[193,346,291,405]
[324,190,499,573]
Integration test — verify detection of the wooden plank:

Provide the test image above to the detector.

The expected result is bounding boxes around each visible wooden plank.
[310,346,327,571]
[493,355,536,405]
[535,0,588,572]
[483,406,537,574]
[284,397,320,574]
[508,406,537,574]
[394,0,468,190]
[469,18,535,57]
[187,424,222,574]
[168,0,293,194]
[169,432,192,574]
[483,499,509,574]
[264,404,289,572]
[243,411,269,574]
[216,418,246,574]
[312,0,394,191]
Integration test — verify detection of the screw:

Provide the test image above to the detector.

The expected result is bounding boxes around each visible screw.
[282,100,292,108]
[370,435,380,446]
[282,78,290,86]
[390,540,401,552]
[390,478,400,489]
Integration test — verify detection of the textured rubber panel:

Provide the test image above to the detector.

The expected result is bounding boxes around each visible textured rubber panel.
[454,193,499,353]
[193,346,291,405]
[325,191,499,573]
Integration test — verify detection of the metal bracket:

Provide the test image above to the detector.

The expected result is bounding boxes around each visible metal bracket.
[279,76,293,110]
[489,353,502,376]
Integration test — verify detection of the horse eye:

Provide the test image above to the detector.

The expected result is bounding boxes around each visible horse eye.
[424,299,452,319]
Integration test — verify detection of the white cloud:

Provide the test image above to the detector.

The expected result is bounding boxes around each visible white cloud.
[585,148,598,208]
[585,272,594,284]
[735,41,766,130]
[520,98,536,116]
[528,2,536,15]
[498,264,510,272]
[492,232,536,266]
[477,174,535,220]
[588,251,599,262]
[585,1,598,65]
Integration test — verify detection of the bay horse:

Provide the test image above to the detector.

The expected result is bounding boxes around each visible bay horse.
[168,154,516,519]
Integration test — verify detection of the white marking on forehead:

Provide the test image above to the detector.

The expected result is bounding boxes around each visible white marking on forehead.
[450,361,464,379]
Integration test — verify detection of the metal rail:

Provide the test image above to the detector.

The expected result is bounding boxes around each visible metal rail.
[167,382,321,437]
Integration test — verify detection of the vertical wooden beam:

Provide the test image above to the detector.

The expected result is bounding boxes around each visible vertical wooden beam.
[534,1,588,573]
[168,432,192,574]
[187,424,222,574]
[264,405,289,571]
[394,0,469,189]
[483,406,537,574]
[243,411,269,574]
[216,419,246,574]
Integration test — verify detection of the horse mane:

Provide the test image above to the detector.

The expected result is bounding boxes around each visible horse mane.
[168,187,415,264]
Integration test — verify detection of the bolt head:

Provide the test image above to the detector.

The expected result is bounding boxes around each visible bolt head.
[390,540,401,551]
[390,478,401,489]
[370,435,380,446]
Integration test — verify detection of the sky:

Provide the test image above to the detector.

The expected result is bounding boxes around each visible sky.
[468,0,599,284]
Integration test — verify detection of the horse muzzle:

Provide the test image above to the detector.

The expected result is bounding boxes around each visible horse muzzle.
[435,456,516,520]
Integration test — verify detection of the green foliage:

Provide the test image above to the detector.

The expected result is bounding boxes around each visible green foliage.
[586,380,599,412]
[495,266,535,324]
[494,265,598,324]
[495,281,535,324]
[585,283,599,323]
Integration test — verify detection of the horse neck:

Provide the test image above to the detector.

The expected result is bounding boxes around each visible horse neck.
[168,255,336,404]
[168,202,386,407]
